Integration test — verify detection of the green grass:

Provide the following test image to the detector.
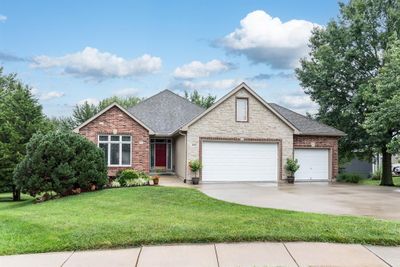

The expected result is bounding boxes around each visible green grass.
[359,176,400,186]
[1,187,400,255]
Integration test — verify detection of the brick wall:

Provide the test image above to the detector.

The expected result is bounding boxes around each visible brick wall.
[293,135,339,179]
[79,106,150,176]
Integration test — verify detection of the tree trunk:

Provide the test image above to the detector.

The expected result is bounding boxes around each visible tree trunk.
[12,185,20,201]
[380,147,394,186]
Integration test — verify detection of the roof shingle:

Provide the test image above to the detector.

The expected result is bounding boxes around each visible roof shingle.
[269,103,345,136]
[127,90,205,135]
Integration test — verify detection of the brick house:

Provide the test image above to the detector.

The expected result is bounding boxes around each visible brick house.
[74,83,345,182]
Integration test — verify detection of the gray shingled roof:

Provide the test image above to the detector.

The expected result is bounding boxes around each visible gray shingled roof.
[127,90,205,135]
[269,103,345,136]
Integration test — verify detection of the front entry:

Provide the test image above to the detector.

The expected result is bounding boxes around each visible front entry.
[155,143,167,167]
[150,138,173,171]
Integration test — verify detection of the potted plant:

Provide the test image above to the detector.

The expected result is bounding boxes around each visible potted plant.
[151,175,160,185]
[285,158,300,184]
[189,159,202,185]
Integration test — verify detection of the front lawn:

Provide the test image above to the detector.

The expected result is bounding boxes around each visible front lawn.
[360,176,400,186]
[1,187,400,255]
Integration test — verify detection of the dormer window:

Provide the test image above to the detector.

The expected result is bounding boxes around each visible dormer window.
[236,98,248,122]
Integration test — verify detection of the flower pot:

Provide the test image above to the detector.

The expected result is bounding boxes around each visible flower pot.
[287,176,295,184]
[153,178,159,185]
[192,177,200,185]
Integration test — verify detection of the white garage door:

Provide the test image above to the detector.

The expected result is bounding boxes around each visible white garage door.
[294,148,329,180]
[202,141,278,182]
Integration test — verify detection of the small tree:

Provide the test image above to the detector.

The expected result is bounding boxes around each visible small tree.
[14,132,108,198]
[285,158,300,177]
[189,160,202,178]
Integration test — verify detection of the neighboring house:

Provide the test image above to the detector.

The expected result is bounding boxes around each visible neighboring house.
[74,83,345,182]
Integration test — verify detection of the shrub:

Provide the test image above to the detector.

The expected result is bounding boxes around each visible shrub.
[117,169,140,186]
[337,173,362,183]
[371,166,382,180]
[285,158,300,176]
[13,132,108,197]
[117,169,150,187]
[125,177,149,187]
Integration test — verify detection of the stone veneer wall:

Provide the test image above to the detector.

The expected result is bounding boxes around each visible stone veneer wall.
[293,135,339,179]
[79,106,150,176]
[186,88,294,181]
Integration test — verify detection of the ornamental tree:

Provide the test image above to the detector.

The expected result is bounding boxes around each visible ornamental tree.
[13,131,108,197]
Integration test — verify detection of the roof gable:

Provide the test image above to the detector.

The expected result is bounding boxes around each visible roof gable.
[127,90,205,135]
[73,103,154,134]
[181,82,299,132]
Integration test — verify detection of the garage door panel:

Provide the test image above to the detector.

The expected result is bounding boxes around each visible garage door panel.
[294,149,329,180]
[202,141,278,182]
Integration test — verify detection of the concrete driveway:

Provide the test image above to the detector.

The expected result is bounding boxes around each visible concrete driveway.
[196,182,400,220]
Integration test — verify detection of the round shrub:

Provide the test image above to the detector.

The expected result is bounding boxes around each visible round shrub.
[13,132,108,197]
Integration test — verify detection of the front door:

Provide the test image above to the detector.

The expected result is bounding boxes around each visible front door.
[155,143,167,167]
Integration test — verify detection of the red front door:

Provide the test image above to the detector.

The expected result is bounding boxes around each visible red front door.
[155,143,167,167]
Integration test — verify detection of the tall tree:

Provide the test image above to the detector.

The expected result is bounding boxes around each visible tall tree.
[72,96,143,125]
[362,38,400,185]
[296,0,400,185]
[184,90,216,109]
[0,68,46,200]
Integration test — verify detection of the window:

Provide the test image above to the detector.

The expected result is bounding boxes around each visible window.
[236,98,248,122]
[98,135,132,166]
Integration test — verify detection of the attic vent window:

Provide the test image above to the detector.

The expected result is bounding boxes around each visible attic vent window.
[236,98,248,122]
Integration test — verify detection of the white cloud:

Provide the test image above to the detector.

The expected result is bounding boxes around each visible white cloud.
[220,10,319,69]
[174,59,232,79]
[114,88,139,97]
[0,15,7,22]
[32,47,162,80]
[178,79,241,90]
[31,88,65,101]
[78,98,100,106]
[279,93,318,115]
[40,91,65,101]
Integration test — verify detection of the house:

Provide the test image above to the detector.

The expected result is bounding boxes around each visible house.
[74,83,345,182]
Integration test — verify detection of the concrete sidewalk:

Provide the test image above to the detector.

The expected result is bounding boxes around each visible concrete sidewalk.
[1,242,399,267]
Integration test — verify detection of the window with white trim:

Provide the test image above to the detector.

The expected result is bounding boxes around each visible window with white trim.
[236,98,248,122]
[98,135,132,166]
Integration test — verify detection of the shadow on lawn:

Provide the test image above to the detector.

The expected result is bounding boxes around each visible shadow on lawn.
[0,195,33,210]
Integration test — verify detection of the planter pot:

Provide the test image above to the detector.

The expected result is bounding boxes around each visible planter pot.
[153,178,159,185]
[287,176,295,184]
[192,177,200,185]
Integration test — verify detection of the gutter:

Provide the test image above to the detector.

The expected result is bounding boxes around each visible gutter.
[178,130,188,183]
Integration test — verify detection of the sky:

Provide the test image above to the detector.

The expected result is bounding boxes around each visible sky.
[0,0,342,117]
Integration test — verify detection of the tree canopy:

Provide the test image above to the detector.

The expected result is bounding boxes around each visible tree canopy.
[296,0,400,185]
[184,90,216,109]
[0,68,47,199]
[70,95,144,127]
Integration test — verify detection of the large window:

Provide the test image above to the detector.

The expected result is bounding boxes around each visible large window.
[98,135,131,166]
[236,98,248,122]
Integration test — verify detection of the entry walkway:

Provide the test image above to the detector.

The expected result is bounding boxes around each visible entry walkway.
[1,242,399,267]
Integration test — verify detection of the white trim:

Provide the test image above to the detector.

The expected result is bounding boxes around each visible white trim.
[180,82,300,133]
[98,134,132,167]
[73,103,155,134]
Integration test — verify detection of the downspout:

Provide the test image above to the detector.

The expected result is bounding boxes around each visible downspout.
[179,130,188,183]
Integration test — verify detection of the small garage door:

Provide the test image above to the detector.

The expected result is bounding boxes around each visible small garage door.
[202,141,278,182]
[294,148,329,180]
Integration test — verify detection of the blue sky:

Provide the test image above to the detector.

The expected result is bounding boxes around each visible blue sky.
[0,0,342,117]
